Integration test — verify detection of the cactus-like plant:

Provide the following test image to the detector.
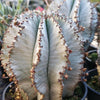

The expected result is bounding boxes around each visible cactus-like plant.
[0,0,98,100]
[0,2,14,44]
[0,9,85,100]
[47,0,98,51]
[0,1,22,46]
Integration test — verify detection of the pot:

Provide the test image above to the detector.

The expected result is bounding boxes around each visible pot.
[84,50,97,71]
[81,82,88,100]
[2,82,14,100]
[3,82,87,100]
[87,45,97,51]
[84,69,100,100]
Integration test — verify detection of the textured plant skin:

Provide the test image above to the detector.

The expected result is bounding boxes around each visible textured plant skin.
[0,8,85,100]
[0,1,22,46]
[0,0,98,100]
[1,10,41,100]
[47,0,98,51]
[0,2,13,44]
[56,17,84,97]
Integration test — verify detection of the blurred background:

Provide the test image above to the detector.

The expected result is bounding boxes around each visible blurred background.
[91,0,100,2]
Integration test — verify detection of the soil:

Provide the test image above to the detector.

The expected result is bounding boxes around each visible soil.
[87,75,100,93]
[5,82,84,100]
[5,84,15,100]
[5,83,37,100]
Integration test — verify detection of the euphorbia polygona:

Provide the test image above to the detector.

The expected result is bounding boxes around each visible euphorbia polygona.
[48,0,98,51]
[0,0,98,100]
[0,1,22,46]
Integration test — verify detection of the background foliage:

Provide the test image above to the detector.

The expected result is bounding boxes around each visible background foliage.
[90,0,100,2]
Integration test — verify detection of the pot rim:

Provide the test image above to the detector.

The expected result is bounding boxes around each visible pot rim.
[81,82,88,100]
[2,82,14,100]
[2,81,87,100]
[86,50,97,62]
[89,44,97,50]
[84,68,100,95]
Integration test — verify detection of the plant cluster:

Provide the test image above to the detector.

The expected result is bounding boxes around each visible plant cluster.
[0,0,23,47]
[0,0,45,47]
[0,0,99,100]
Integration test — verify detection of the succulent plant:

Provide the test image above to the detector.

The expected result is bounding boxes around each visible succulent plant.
[47,0,98,51]
[0,0,98,100]
[0,8,85,100]
[0,1,23,46]
[0,2,13,43]
[0,0,46,44]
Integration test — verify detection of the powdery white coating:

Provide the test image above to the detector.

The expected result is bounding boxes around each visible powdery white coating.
[47,17,69,100]
[47,0,79,19]
[1,1,98,98]
[91,5,98,31]
[56,18,83,97]
[47,0,63,15]
[79,0,98,50]
[69,0,80,22]
[32,17,49,100]
[48,0,98,50]
[79,0,92,41]
[1,20,20,75]
[57,0,74,17]
[4,14,40,100]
